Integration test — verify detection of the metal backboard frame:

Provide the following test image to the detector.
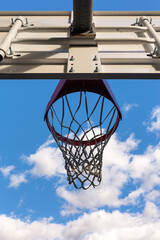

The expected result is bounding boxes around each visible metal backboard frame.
[1,11,160,79]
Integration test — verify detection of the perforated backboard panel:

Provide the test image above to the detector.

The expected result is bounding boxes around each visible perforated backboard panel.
[0,11,160,79]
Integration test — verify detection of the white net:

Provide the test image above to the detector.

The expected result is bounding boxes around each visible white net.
[48,91,118,189]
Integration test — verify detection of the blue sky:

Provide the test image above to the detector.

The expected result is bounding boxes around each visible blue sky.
[0,0,160,239]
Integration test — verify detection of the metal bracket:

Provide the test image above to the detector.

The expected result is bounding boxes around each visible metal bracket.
[67,46,101,74]
[131,18,139,26]
[147,47,160,58]
[131,17,153,26]
[10,17,26,27]
[11,17,34,27]
[138,17,153,26]
[70,23,95,37]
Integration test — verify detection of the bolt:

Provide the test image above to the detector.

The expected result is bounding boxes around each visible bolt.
[9,47,13,55]
[94,66,99,73]
[11,18,14,25]
[70,25,74,33]
[153,47,157,54]
[136,18,139,25]
[93,55,98,61]
[25,18,28,25]
[70,56,75,61]
[90,26,94,33]
[69,67,75,72]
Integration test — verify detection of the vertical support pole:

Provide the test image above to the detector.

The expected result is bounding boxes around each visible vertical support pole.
[0,16,25,61]
[73,0,93,33]
[140,16,160,56]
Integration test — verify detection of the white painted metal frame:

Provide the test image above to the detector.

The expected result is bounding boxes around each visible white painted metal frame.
[0,11,160,79]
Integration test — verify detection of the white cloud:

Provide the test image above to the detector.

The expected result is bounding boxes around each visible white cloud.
[61,205,81,217]
[22,137,65,179]
[123,188,144,205]
[130,143,160,190]
[122,103,138,113]
[0,209,160,240]
[0,165,15,177]
[55,133,160,215]
[145,190,160,202]
[0,165,27,189]
[143,202,160,221]
[0,137,65,188]
[56,134,141,214]
[3,131,159,217]
[147,106,160,133]
[8,173,28,189]
[0,215,63,240]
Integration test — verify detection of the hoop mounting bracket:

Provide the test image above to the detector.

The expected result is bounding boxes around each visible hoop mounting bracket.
[67,46,101,73]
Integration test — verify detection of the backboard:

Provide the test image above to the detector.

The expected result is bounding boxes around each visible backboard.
[0,11,160,79]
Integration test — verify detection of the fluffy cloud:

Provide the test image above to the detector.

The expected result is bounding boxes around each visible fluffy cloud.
[130,143,160,190]
[0,215,63,240]
[143,201,160,221]
[2,118,160,215]
[122,103,138,113]
[0,165,15,177]
[8,173,28,189]
[145,190,160,202]
[147,106,160,133]
[22,137,65,179]
[0,137,65,188]
[2,131,160,214]
[56,134,160,215]
[57,134,140,213]
[0,208,160,240]
[14,131,158,214]
[0,165,27,189]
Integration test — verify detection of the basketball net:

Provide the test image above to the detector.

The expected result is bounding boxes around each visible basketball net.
[44,80,122,190]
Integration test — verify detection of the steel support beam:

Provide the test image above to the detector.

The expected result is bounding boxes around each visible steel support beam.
[0,16,25,61]
[73,0,93,33]
[12,37,156,45]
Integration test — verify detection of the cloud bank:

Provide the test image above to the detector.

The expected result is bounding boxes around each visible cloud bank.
[0,208,160,240]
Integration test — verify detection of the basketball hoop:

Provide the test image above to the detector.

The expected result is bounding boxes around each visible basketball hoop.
[44,80,122,190]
